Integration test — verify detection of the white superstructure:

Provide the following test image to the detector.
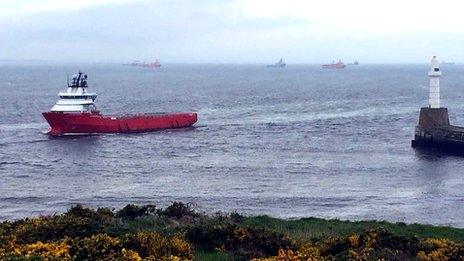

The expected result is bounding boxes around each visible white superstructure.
[50,72,98,112]
[428,56,442,109]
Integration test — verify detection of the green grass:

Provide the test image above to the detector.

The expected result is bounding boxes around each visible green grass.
[244,215,464,242]
[109,210,464,244]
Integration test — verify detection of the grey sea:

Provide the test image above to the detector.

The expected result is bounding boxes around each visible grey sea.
[2,63,464,226]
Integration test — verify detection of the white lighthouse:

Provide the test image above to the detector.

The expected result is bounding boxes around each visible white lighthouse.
[428,56,442,108]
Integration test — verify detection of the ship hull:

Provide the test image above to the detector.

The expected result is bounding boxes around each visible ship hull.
[42,111,197,136]
[322,64,346,69]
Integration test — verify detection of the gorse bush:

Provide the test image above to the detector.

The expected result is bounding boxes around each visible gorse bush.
[2,241,71,260]
[0,203,194,260]
[186,223,298,259]
[417,238,464,260]
[67,232,192,260]
[69,234,121,260]
[2,203,464,260]
[0,204,119,246]
[318,228,421,259]
[0,231,191,260]
[159,202,198,220]
[256,228,464,260]
[122,232,192,260]
[117,204,157,220]
[254,248,322,261]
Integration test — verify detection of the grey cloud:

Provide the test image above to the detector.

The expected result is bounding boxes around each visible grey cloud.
[1,0,464,63]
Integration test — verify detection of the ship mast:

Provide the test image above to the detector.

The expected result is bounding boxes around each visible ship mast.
[428,56,441,108]
[50,71,97,112]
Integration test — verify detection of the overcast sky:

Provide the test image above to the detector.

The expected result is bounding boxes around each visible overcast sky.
[1,0,464,63]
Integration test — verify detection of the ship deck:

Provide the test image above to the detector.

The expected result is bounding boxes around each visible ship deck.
[106,112,194,119]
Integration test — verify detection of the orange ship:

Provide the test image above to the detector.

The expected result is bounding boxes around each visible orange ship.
[145,59,161,68]
[322,59,346,69]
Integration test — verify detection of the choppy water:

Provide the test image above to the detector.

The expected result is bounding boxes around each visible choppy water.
[2,62,464,226]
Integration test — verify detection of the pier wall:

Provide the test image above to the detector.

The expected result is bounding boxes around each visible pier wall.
[417,107,449,130]
[412,107,464,152]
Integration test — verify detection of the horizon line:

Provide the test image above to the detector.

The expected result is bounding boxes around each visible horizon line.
[0,59,456,65]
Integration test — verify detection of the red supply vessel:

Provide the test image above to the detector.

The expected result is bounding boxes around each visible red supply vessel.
[42,72,197,136]
[145,59,161,68]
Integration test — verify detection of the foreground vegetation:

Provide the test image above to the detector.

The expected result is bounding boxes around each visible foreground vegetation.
[1,203,464,260]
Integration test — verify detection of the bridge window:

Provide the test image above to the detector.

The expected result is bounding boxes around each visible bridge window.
[60,95,88,99]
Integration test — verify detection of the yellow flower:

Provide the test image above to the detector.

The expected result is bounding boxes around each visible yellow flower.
[121,248,142,261]
[10,240,71,259]
[348,234,360,247]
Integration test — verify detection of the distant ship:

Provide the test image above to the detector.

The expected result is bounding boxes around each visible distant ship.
[145,59,161,68]
[42,72,196,136]
[322,59,346,69]
[124,59,161,68]
[441,61,455,65]
[267,58,286,68]
[347,60,359,66]
[123,60,144,66]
